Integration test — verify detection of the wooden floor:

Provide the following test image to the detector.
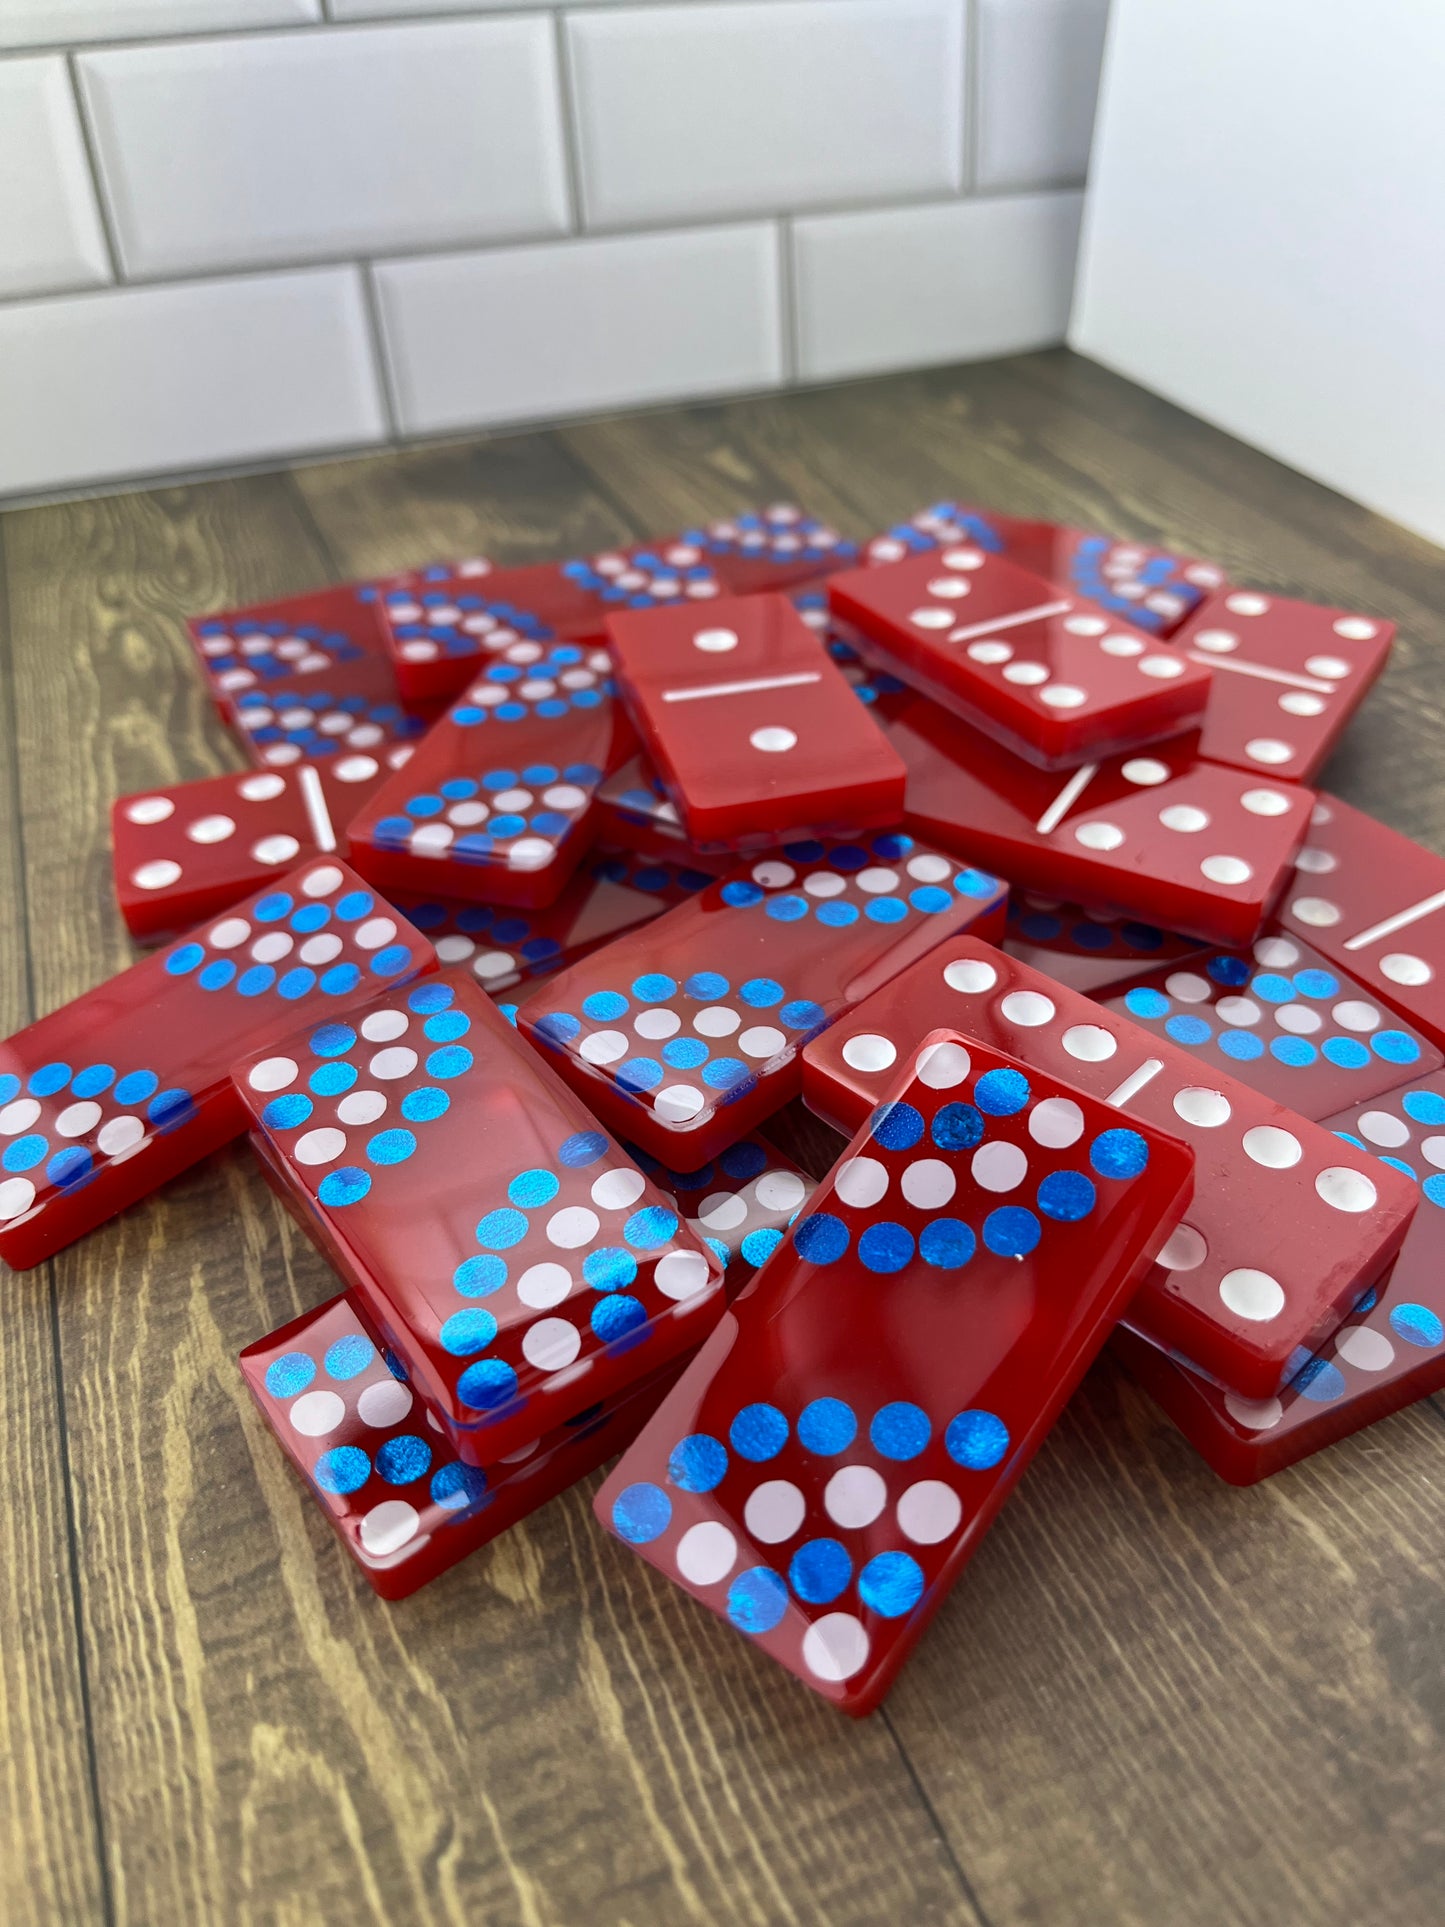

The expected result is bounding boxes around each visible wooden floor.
[3,350,1444,1927]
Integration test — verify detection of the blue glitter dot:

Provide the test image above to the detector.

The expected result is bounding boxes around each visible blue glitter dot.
[1373,1031,1421,1064]
[910,886,952,914]
[1125,987,1170,1020]
[440,1309,499,1355]
[454,1254,506,1297]
[818,901,859,927]
[858,1551,925,1618]
[335,890,373,922]
[794,1212,849,1264]
[1391,1303,1444,1347]
[291,902,330,933]
[254,892,292,923]
[314,1446,370,1495]
[1166,1014,1212,1046]
[866,898,907,925]
[1320,1037,1369,1068]
[318,1167,371,1207]
[662,1037,708,1070]
[592,1293,646,1341]
[685,971,729,999]
[401,1086,449,1123]
[721,881,764,908]
[424,1010,471,1043]
[237,965,276,998]
[376,1435,432,1484]
[584,1247,637,1290]
[741,978,784,1008]
[583,990,628,1022]
[1403,1089,1445,1126]
[730,1403,788,1461]
[47,1146,92,1189]
[1383,1156,1418,1181]
[536,1012,581,1047]
[766,894,809,924]
[476,1207,528,1249]
[427,1045,473,1079]
[858,1222,914,1274]
[984,1206,1040,1258]
[24,1065,67,1100]
[262,1093,312,1130]
[371,945,410,978]
[310,1062,356,1097]
[1252,973,1295,1004]
[919,1218,976,1267]
[624,1205,677,1249]
[560,1131,608,1167]
[870,1402,930,1460]
[611,1482,671,1543]
[632,973,677,1002]
[409,982,453,1014]
[976,1068,1030,1116]
[1295,969,1338,999]
[1206,953,1250,986]
[719,1140,767,1182]
[726,1567,788,1634]
[325,1333,375,1380]
[1220,1030,1265,1061]
[740,1227,783,1267]
[1269,1036,1315,1066]
[509,1167,559,1208]
[872,1100,924,1150]
[70,1064,114,1099]
[1293,1358,1346,1402]
[1090,1128,1149,1179]
[1038,1170,1096,1221]
[1424,1174,1445,1209]
[199,959,237,991]
[264,1351,315,1398]
[789,1539,852,1604]
[617,1057,663,1093]
[798,1397,856,1454]
[956,868,998,899]
[931,1102,983,1152]
[668,1434,728,1492]
[457,1358,519,1411]
[149,1088,195,1130]
[310,1023,356,1058]
[166,944,204,977]
[0,1074,20,1105]
[114,1069,158,1105]
[946,1410,1010,1469]
[280,966,319,999]
[4,1134,47,1172]
[367,1128,416,1166]
[432,1462,487,1511]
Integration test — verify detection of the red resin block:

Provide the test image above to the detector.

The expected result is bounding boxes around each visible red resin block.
[394,853,714,996]
[1172,589,1394,784]
[1004,892,1209,994]
[233,971,725,1463]
[380,507,858,704]
[890,696,1313,947]
[597,1028,1192,1714]
[242,1291,679,1598]
[1114,1073,1445,1484]
[605,593,907,848]
[516,838,1008,1166]
[1275,793,1445,1055]
[113,755,411,942]
[863,501,1226,637]
[800,938,1417,1397]
[0,860,434,1271]
[594,755,734,870]
[1103,929,1441,1121]
[345,642,632,910]
[627,1132,817,1293]
[831,548,1212,768]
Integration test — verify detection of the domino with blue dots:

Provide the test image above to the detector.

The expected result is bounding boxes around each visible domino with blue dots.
[596,1026,1192,1714]
[1003,890,1209,996]
[626,1133,817,1290]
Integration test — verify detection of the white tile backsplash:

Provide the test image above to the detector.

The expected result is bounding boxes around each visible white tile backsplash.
[793,191,1084,381]
[0,269,385,499]
[78,20,570,278]
[0,0,318,51]
[976,0,1110,191]
[567,0,967,228]
[375,223,782,437]
[0,56,111,299]
[0,0,1109,499]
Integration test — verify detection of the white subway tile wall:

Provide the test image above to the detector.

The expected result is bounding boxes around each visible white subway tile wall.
[0,1,1108,500]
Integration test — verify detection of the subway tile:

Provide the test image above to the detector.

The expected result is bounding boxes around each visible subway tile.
[0,56,110,298]
[976,0,1110,191]
[567,0,966,228]
[792,191,1083,382]
[0,0,317,51]
[374,223,782,437]
[0,268,385,500]
[77,20,570,279]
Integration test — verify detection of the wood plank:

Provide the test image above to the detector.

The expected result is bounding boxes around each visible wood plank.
[1,464,976,1923]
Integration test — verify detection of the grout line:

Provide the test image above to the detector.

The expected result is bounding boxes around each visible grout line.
[775,216,799,384]
[357,260,402,440]
[0,525,118,1927]
[963,0,981,194]
[881,1705,997,1927]
[64,52,125,283]
[551,7,588,235]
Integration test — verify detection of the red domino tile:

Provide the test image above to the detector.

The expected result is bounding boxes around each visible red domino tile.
[1274,793,1445,1056]
[345,641,633,910]
[594,755,734,870]
[888,695,1313,947]
[830,547,1213,769]
[242,1291,681,1598]
[626,1132,817,1293]
[1004,892,1209,994]
[112,754,412,942]
[0,860,434,1271]
[1114,1072,1445,1484]
[605,593,907,849]
[379,507,859,704]
[233,971,725,1464]
[1171,588,1395,783]
[393,852,715,996]
[597,1028,1192,1714]
[800,937,1417,1398]
[862,501,1226,637]
[1102,929,1441,1122]
[516,836,1008,1167]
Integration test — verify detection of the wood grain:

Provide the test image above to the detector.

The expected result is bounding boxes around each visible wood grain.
[2,351,1443,1926]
